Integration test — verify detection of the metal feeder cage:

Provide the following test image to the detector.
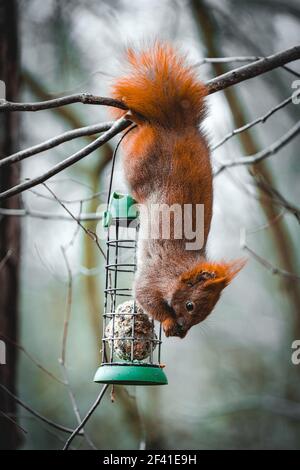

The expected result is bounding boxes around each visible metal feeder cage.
[93,192,168,386]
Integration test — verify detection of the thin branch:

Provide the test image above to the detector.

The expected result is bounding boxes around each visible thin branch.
[246,210,286,234]
[0,121,114,168]
[0,46,298,117]
[56,194,97,450]
[60,247,72,365]
[60,365,97,450]
[29,188,105,204]
[195,56,300,79]
[0,46,297,204]
[212,94,294,151]
[220,166,300,224]
[0,334,65,385]
[255,176,300,224]
[0,249,13,271]
[245,245,300,281]
[195,55,261,65]
[0,409,28,435]
[0,93,126,112]
[240,228,300,281]
[283,65,300,79]
[0,117,131,201]
[14,413,76,448]
[43,184,106,260]
[0,207,102,221]
[214,121,300,176]
[206,45,300,94]
[63,384,109,450]
[0,383,83,436]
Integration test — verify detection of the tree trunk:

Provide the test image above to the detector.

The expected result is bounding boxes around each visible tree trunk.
[0,0,21,449]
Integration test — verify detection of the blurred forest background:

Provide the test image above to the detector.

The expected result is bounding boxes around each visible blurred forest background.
[0,0,300,450]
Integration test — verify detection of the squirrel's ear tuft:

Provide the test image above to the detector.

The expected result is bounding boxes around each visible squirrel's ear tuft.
[181,259,246,288]
[226,258,247,283]
[203,259,246,288]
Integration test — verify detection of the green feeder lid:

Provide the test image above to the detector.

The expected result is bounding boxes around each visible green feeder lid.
[103,192,138,228]
[93,364,168,386]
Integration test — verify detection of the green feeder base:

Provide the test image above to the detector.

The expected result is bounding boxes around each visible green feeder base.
[93,365,168,386]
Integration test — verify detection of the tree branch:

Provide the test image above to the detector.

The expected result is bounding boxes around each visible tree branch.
[214,121,300,175]
[0,383,83,436]
[0,207,103,221]
[0,121,114,168]
[212,94,294,151]
[43,184,106,260]
[0,46,298,202]
[63,384,109,450]
[240,228,300,281]
[0,93,126,112]
[254,176,300,224]
[206,45,300,94]
[0,334,65,385]
[0,118,131,201]
[0,46,298,116]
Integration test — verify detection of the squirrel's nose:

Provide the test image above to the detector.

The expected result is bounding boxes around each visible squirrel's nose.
[177,317,185,327]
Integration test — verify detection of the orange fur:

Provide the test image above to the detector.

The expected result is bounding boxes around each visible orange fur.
[111,43,207,128]
[111,43,245,338]
[180,259,246,288]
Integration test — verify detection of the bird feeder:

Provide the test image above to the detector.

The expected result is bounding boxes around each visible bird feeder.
[93,192,168,386]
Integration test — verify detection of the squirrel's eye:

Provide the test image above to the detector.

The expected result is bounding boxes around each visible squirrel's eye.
[185,301,194,312]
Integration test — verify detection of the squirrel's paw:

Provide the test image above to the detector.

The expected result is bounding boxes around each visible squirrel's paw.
[162,317,185,338]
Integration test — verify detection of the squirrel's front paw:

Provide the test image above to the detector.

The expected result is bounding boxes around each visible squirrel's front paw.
[162,317,185,338]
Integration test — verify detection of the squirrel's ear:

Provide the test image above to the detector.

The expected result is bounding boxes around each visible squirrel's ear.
[181,259,246,288]
[186,270,216,286]
[203,259,247,289]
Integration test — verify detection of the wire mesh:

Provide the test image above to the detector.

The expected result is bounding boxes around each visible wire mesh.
[101,216,163,368]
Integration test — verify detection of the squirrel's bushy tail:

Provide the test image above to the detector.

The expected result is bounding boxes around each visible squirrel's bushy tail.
[111,43,207,128]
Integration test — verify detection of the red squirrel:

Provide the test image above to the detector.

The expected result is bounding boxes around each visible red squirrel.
[111,43,244,338]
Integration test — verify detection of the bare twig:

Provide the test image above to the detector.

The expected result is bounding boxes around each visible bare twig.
[44,184,106,260]
[0,334,65,385]
[15,413,76,448]
[63,384,109,450]
[240,228,300,281]
[0,207,102,221]
[0,93,126,112]
[60,247,73,365]
[195,56,300,79]
[206,45,300,94]
[212,95,294,151]
[0,46,298,204]
[52,203,97,450]
[246,210,286,234]
[215,121,300,176]
[221,167,300,224]
[0,383,83,436]
[0,249,13,271]
[254,175,300,224]
[0,122,114,168]
[0,409,28,435]
[0,47,298,117]
[60,365,97,450]
[245,245,300,281]
[195,55,261,65]
[0,117,131,201]
[29,188,105,204]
